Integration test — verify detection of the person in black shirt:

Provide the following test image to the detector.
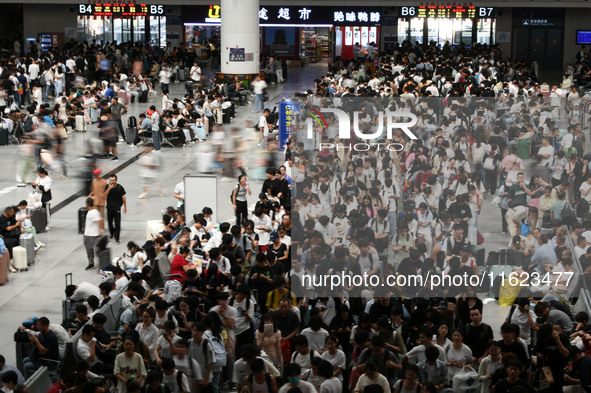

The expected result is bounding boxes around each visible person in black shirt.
[248,253,275,313]
[497,323,530,368]
[493,359,535,393]
[0,206,22,258]
[104,174,127,244]
[464,307,494,363]
[447,194,472,234]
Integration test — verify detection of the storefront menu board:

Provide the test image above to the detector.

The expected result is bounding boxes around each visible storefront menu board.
[78,4,165,17]
[399,6,495,19]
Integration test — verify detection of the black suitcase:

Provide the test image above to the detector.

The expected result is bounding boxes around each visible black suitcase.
[98,249,111,269]
[78,207,88,235]
[30,207,47,233]
[138,90,148,103]
[222,110,231,124]
[473,245,485,267]
[0,128,7,145]
[125,127,139,144]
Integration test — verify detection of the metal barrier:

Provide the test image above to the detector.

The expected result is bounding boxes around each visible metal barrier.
[24,366,53,393]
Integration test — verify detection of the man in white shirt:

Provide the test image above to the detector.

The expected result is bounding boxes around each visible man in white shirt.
[508,298,537,345]
[229,285,255,358]
[580,175,591,203]
[538,137,555,167]
[174,180,185,209]
[83,198,104,270]
[77,325,101,372]
[28,60,39,85]
[251,75,267,113]
[190,62,201,83]
[258,108,270,149]
[159,65,171,94]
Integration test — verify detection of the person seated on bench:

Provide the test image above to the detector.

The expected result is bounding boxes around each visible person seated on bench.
[0,355,24,384]
[161,113,187,147]
[0,206,22,271]
[77,325,103,374]
[21,317,60,378]
[15,200,45,251]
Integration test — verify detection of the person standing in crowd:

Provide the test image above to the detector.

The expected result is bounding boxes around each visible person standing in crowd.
[149,106,161,152]
[31,167,52,229]
[88,168,107,221]
[83,197,103,271]
[252,75,267,114]
[104,174,127,245]
[232,175,252,226]
[109,96,127,142]
[159,65,171,94]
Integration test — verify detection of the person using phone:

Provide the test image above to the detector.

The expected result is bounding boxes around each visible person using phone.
[103,174,127,245]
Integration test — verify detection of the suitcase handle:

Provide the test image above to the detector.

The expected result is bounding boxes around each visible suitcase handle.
[65,273,72,287]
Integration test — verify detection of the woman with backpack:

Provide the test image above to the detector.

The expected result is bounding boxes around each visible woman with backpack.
[232,175,252,227]
[202,313,228,393]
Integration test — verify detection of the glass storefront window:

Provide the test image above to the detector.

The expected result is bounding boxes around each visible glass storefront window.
[410,18,423,44]
[476,18,495,45]
[159,16,167,48]
[398,19,409,43]
[133,17,145,44]
[149,17,159,46]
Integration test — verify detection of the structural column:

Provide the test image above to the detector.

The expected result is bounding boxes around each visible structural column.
[220,0,260,76]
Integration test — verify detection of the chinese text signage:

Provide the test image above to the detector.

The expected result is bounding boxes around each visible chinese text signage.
[78,4,165,17]
[279,101,301,151]
[400,6,495,19]
[196,5,382,26]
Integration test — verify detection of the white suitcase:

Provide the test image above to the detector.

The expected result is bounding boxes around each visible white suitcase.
[13,246,28,271]
[76,115,86,132]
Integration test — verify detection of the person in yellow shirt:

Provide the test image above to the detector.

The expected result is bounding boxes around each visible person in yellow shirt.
[539,186,556,228]
[266,277,296,311]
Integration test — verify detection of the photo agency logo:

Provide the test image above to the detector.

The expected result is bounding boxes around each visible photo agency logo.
[292,98,421,152]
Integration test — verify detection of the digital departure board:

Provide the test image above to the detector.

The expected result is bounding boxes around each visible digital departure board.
[400,6,495,18]
[78,4,165,17]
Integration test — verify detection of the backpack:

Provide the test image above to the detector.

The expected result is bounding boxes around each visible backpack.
[164,280,183,303]
[561,202,577,227]
[576,198,590,218]
[203,331,227,367]
[116,304,136,332]
[230,184,240,204]
[175,370,187,393]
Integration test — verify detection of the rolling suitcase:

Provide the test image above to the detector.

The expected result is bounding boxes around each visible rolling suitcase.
[19,234,34,266]
[0,127,8,145]
[98,249,111,269]
[117,90,129,104]
[0,251,8,285]
[89,107,99,123]
[222,107,232,124]
[178,69,186,81]
[212,108,223,125]
[30,207,47,233]
[125,127,139,144]
[138,90,148,103]
[78,207,88,235]
[13,246,27,271]
[194,123,207,140]
[75,115,86,132]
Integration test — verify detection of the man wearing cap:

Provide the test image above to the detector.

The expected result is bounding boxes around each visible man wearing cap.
[564,346,591,392]
[88,169,107,220]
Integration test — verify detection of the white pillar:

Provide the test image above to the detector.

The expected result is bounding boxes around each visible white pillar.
[220,0,259,75]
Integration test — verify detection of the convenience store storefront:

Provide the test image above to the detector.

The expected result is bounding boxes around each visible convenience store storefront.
[182,5,383,62]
